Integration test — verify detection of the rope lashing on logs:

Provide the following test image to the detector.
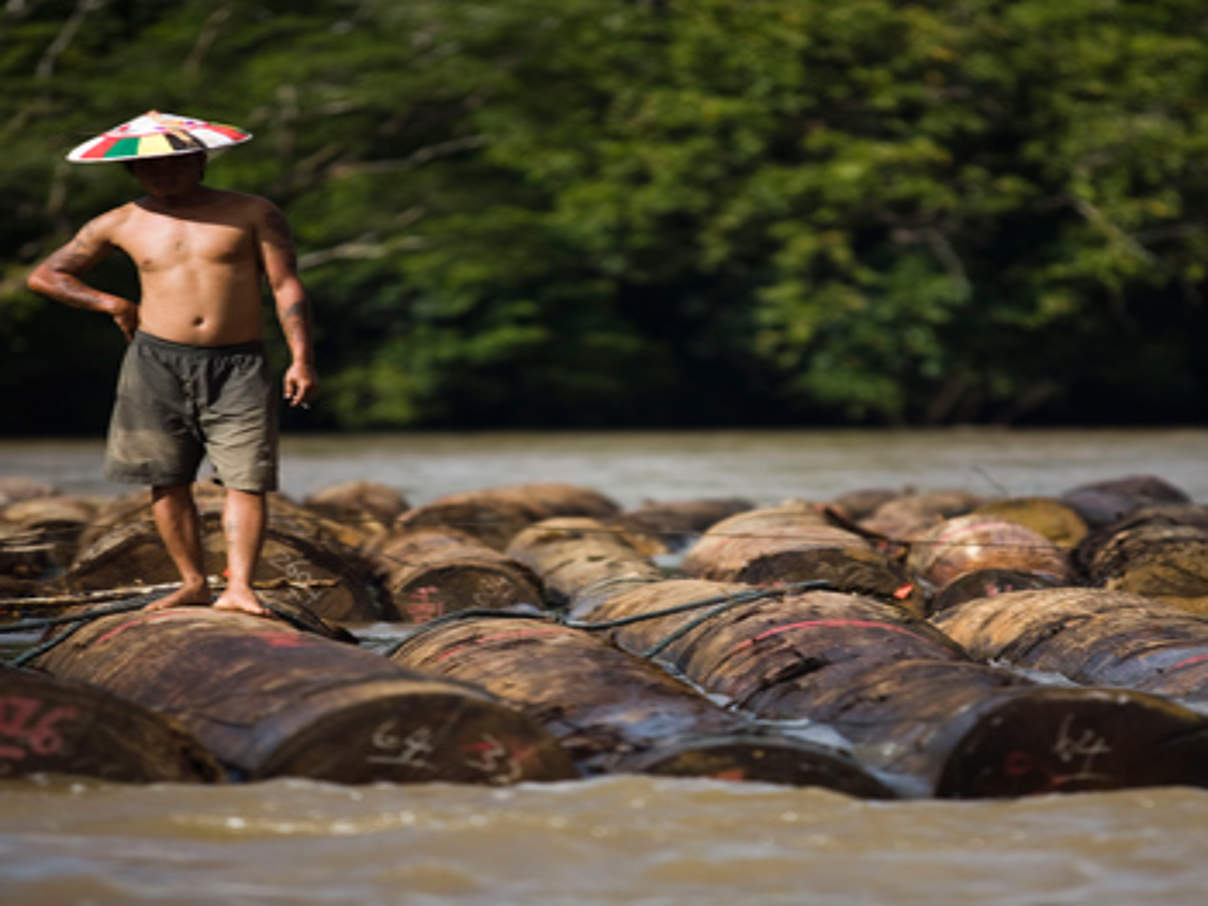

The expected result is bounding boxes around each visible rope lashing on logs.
[3,592,162,668]
[1,590,348,667]
[382,579,834,659]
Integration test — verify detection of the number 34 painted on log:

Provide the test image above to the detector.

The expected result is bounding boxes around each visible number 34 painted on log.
[0,696,78,760]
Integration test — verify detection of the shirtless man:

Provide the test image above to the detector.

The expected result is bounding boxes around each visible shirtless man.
[26,149,317,615]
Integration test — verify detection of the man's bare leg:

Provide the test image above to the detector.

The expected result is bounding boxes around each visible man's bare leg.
[213,488,271,616]
[146,484,212,610]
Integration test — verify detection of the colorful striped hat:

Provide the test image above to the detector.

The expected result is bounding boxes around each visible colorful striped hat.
[66,110,252,163]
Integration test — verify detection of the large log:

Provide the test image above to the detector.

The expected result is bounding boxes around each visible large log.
[389,614,893,796]
[906,514,1074,592]
[931,587,1208,701]
[1,666,223,782]
[679,503,923,613]
[1061,474,1191,528]
[506,517,663,614]
[859,490,983,539]
[973,496,1089,548]
[303,480,410,535]
[1,495,99,574]
[1073,506,1208,614]
[65,486,386,622]
[582,582,966,718]
[370,529,544,621]
[801,658,1208,797]
[395,482,621,551]
[31,607,575,784]
[575,581,1208,796]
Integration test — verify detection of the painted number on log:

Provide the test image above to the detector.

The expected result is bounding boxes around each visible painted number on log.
[0,696,78,765]
[463,733,522,783]
[367,721,435,770]
[1052,713,1112,781]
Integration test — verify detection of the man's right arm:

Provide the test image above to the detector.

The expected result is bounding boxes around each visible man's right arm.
[26,213,139,340]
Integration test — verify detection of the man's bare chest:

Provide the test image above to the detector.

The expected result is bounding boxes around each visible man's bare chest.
[118,213,256,274]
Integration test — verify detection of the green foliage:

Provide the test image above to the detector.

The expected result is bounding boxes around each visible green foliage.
[3,0,1207,432]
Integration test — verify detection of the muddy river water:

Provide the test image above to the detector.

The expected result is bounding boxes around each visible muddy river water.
[2,427,1207,905]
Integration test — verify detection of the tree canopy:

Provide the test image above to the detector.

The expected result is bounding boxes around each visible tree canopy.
[3,0,1206,433]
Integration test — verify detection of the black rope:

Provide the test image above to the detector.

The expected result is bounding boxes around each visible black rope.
[640,580,832,659]
[4,592,161,668]
[0,598,157,634]
[383,580,835,659]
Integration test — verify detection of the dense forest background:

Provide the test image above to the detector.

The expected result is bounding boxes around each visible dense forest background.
[2,0,1207,434]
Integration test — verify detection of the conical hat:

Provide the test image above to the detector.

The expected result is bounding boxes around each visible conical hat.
[66,110,252,163]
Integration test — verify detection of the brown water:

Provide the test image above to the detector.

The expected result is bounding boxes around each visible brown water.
[3,428,1208,905]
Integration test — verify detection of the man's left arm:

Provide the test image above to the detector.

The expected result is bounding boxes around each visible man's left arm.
[258,200,318,407]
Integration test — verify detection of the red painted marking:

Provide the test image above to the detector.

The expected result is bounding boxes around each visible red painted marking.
[434,628,564,663]
[892,583,914,599]
[94,610,189,645]
[259,631,308,648]
[729,619,931,654]
[1169,653,1208,672]
[406,587,445,624]
[0,697,78,756]
[0,745,26,760]
[1003,750,1036,777]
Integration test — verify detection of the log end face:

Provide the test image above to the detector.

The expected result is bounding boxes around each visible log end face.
[0,669,223,783]
[935,687,1208,798]
[254,686,577,785]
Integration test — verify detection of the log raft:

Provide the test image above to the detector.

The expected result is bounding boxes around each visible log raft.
[574,581,1208,796]
[0,666,223,782]
[31,607,575,784]
[389,614,894,796]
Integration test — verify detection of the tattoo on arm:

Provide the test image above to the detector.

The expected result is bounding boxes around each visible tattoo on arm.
[282,299,313,350]
[263,206,298,271]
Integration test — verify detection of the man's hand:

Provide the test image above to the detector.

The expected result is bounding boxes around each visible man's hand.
[110,298,140,341]
[283,361,318,407]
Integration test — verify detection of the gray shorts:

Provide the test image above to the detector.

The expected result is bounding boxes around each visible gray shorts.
[104,331,279,492]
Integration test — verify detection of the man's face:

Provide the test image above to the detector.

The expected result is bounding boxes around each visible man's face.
[128,152,205,199]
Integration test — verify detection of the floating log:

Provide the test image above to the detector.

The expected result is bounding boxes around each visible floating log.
[582,582,965,716]
[370,528,544,622]
[1061,474,1191,528]
[577,581,1208,796]
[973,496,1089,548]
[826,488,904,522]
[680,503,923,613]
[32,607,575,784]
[930,568,1062,613]
[1072,506,1208,614]
[395,482,621,551]
[1,495,99,572]
[0,477,58,507]
[65,486,385,622]
[389,614,894,796]
[801,658,1208,797]
[932,587,1208,702]
[907,514,1074,592]
[303,480,409,535]
[859,490,983,539]
[506,517,663,613]
[1,666,223,782]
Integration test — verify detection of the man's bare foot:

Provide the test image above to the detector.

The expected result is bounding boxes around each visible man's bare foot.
[143,580,212,612]
[213,586,272,618]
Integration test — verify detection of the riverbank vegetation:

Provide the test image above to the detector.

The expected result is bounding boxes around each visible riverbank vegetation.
[3,0,1206,432]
